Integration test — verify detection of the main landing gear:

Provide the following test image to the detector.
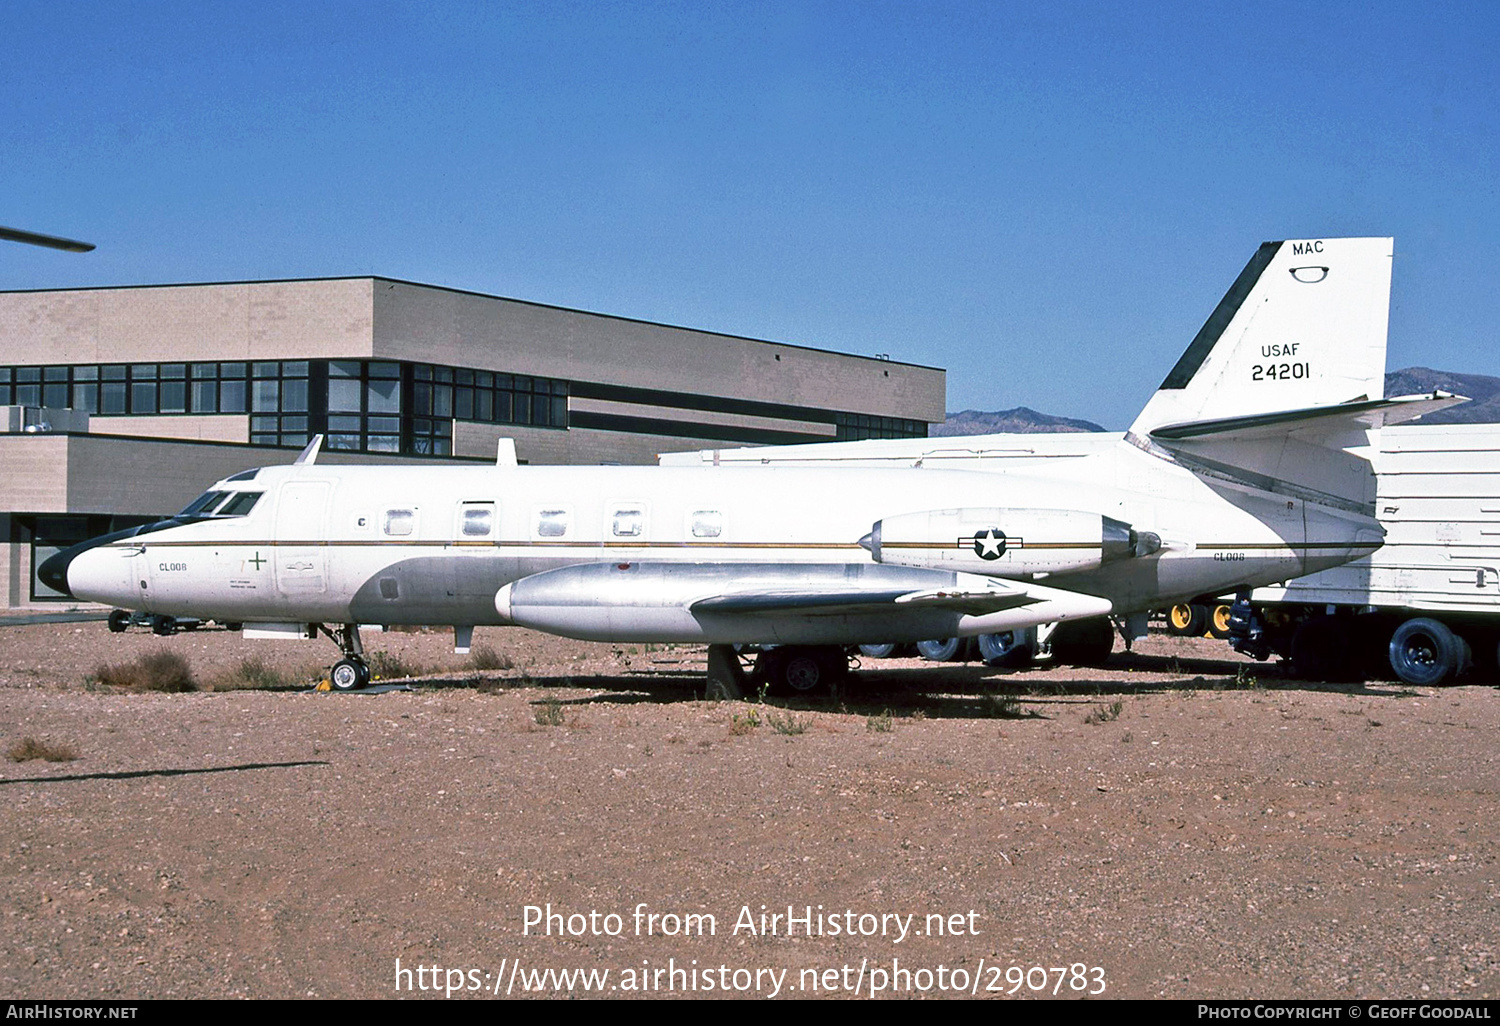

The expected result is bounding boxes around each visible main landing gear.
[319,623,371,691]
[703,644,852,699]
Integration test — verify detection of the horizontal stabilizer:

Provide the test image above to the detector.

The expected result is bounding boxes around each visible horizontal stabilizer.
[1149,392,1469,444]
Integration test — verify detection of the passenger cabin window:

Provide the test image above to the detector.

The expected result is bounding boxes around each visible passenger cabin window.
[690,510,723,539]
[611,507,645,538]
[384,509,415,536]
[536,508,570,538]
[460,503,495,538]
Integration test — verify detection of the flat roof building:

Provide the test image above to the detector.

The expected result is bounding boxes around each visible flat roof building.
[0,277,945,606]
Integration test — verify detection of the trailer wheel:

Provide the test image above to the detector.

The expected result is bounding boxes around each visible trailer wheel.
[759,646,846,696]
[1167,603,1207,637]
[1388,618,1463,687]
[1290,618,1358,682]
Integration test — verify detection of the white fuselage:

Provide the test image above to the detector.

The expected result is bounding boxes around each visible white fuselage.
[62,436,1379,645]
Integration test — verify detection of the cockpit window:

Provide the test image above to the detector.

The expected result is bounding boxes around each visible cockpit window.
[217,492,263,516]
[179,491,229,516]
[176,490,263,518]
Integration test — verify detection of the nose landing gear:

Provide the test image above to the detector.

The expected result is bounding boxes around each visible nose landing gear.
[319,624,371,691]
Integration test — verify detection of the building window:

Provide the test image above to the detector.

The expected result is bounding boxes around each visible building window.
[326,360,402,453]
[833,412,927,441]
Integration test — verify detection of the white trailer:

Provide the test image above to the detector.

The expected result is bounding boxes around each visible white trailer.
[1232,422,1500,685]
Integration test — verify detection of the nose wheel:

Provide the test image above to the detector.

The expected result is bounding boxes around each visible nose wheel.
[319,623,371,691]
[330,657,372,691]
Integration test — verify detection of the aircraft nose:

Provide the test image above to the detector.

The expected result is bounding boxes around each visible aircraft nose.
[47,540,140,607]
[37,547,76,598]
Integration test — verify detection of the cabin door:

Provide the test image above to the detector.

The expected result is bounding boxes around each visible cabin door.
[274,481,331,595]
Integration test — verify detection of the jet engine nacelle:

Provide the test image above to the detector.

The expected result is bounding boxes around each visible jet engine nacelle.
[862,507,1159,576]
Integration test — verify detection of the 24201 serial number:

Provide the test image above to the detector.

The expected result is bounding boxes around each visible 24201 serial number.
[1252,362,1310,381]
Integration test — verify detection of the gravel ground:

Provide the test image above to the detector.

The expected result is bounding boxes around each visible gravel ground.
[0,619,1495,1000]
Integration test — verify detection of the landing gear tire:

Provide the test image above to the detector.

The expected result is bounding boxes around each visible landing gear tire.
[758,646,846,697]
[150,615,175,636]
[322,624,371,692]
[1050,617,1114,666]
[977,631,1031,668]
[107,610,130,633]
[858,643,898,659]
[330,658,370,692]
[917,637,973,662]
[1208,603,1234,640]
[1388,618,1464,687]
[1167,603,1208,637]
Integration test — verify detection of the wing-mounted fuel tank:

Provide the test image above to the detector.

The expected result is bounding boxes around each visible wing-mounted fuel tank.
[494,561,1113,645]
[861,507,1161,577]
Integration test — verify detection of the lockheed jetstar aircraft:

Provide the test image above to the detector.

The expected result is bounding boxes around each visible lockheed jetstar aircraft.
[41,238,1460,696]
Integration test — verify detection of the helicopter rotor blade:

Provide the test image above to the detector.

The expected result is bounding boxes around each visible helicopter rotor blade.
[0,225,95,253]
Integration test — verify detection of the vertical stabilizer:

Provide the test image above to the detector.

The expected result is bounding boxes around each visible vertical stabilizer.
[1127,238,1393,438]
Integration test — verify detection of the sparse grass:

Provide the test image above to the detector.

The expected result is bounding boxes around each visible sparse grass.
[92,651,197,692]
[468,645,513,671]
[766,711,808,735]
[866,709,894,733]
[368,650,424,681]
[534,698,565,726]
[1165,656,1183,675]
[7,736,78,763]
[215,656,296,690]
[982,692,1041,720]
[1085,699,1125,725]
[729,707,762,735]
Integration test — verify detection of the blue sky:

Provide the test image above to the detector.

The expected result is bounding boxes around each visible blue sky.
[3,1,1496,428]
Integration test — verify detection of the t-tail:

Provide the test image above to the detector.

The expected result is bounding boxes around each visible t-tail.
[1126,237,1465,511]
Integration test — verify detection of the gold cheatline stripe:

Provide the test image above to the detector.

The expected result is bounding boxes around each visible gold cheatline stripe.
[116,538,1379,552]
[116,539,866,551]
[1196,542,1381,550]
